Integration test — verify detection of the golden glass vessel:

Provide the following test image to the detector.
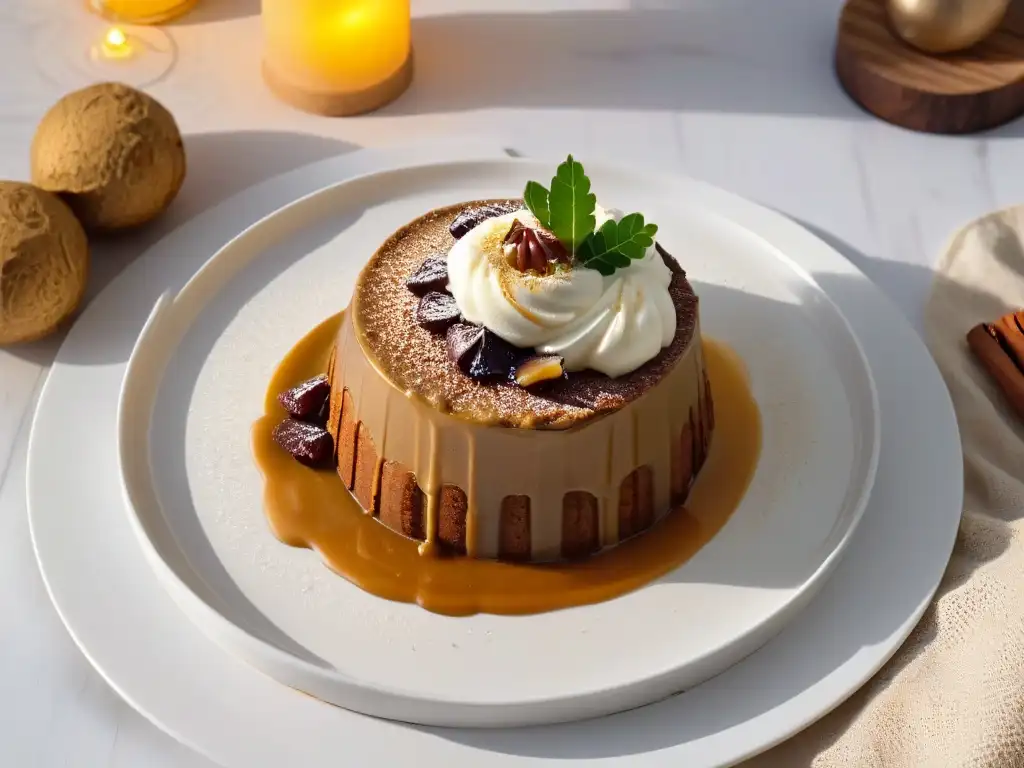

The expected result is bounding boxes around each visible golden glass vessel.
[886,0,1010,54]
[89,0,199,25]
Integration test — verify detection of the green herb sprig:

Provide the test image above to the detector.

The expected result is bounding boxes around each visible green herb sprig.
[523,156,657,276]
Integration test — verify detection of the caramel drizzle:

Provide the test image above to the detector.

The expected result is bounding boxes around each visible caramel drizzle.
[465,436,479,558]
[370,393,389,510]
[418,421,440,556]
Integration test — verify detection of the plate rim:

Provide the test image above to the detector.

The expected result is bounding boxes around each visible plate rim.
[113,155,882,725]
[25,145,960,768]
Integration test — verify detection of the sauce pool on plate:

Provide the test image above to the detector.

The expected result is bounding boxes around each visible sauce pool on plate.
[252,313,762,616]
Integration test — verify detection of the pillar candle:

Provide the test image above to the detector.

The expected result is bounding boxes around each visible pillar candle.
[262,0,413,116]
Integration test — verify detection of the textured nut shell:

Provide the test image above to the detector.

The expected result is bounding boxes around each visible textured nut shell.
[30,82,186,232]
[0,182,89,345]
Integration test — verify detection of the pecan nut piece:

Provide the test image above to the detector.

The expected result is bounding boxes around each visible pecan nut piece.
[504,220,570,275]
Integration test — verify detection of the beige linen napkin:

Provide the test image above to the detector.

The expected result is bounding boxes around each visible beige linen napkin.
[745,209,1024,767]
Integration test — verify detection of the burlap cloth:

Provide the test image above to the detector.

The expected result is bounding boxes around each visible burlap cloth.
[744,209,1024,767]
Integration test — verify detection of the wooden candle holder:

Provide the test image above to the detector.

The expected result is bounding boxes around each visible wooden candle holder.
[835,0,1024,134]
[263,54,413,118]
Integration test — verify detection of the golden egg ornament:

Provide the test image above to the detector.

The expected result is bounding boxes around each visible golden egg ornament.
[886,0,1011,54]
[30,83,186,233]
[0,182,89,345]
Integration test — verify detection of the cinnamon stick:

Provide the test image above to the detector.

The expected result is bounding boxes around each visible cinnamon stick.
[993,311,1024,372]
[967,310,1024,421]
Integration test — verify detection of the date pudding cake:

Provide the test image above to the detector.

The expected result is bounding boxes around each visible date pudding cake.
[272,157,714,563]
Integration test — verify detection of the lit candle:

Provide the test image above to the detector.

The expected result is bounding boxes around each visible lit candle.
[90,0,198,25]
[262,0,413,116]
[98,27,133,59]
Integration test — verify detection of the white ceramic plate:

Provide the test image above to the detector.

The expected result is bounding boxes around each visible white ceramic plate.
[28,145,962,767]
[114,158,878,728]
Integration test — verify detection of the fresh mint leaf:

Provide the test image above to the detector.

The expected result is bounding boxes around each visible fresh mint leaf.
[522,156,658,275]
[548,155,596,254]
[523,181,551,228]
[578,213,659,276]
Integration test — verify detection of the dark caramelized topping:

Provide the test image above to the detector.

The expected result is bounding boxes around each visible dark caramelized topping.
[416,291,461,334]
[445,323,530,383]
[405,255,449,296]
[277,375,330,425]
[449,204,515,239]
[272,419,334,467]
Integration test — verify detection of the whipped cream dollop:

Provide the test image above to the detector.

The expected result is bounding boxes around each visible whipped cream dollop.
[446,206,677,378]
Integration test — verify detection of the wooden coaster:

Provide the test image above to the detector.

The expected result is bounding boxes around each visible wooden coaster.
[263,54,414,118]
[835,0,1024,134]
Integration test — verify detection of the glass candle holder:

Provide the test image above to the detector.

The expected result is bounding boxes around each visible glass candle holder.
[88,0,198,25]
[262,0,413,116]
[33,10,178,91]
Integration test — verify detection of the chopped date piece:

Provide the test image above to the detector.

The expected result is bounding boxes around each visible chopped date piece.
[445,322,529,383]
[272,419,334,467]
[470,330,524,382]
[449,204,514,239]
[277,374,331,424]
[416,291,461,333]
[446,323,484,370]
[514,355,565,387]
[405,255,449,296]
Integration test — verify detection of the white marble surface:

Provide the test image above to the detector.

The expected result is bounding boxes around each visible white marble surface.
[0,0,1015,765]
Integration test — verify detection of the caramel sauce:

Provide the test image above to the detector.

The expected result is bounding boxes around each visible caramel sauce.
[252,314,762,616]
